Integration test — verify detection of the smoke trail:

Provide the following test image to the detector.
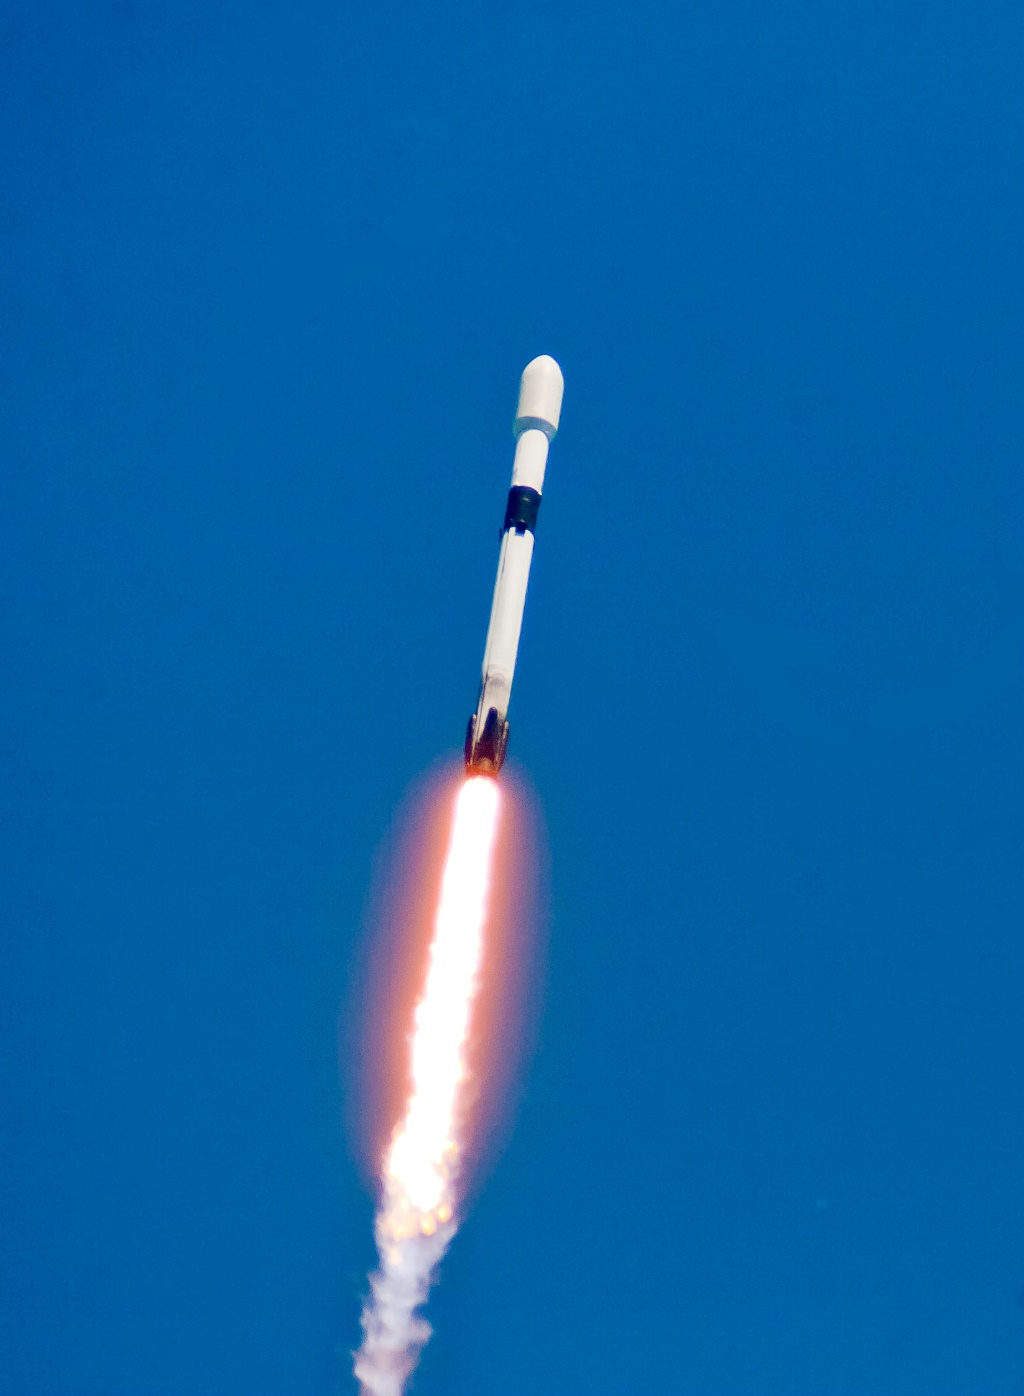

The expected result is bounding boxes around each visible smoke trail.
[355,776,500,1395]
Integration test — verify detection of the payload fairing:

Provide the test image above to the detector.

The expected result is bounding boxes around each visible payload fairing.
[465,355,564,776]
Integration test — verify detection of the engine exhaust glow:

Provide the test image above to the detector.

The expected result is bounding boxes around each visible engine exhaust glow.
[355,775,501,1394]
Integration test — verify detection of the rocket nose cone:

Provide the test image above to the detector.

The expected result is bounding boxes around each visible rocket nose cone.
[514,355,564,438]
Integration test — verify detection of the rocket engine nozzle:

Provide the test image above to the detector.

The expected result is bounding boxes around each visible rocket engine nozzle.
[464,708,509,776]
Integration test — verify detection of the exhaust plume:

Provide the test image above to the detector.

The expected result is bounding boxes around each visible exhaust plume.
[355,775,500,1395]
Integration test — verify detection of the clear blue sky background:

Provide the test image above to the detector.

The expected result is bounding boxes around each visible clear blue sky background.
[3,2,1023,1392]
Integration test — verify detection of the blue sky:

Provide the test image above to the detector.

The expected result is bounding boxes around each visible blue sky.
[2,1,1023,1391]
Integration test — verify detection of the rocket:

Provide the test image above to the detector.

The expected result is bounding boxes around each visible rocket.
[465,355,564,776]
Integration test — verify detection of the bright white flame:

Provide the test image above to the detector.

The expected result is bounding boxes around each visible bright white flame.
[386,774,499,1221]
[356,775,501,1395]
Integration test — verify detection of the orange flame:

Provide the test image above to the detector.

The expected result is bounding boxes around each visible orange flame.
[381,774,500,1234]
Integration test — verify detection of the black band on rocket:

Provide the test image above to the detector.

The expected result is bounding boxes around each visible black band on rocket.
[503,486,541,535]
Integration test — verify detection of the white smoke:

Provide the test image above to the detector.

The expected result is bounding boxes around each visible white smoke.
[354,1201,456,1396]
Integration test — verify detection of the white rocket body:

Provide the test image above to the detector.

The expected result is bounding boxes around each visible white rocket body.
[465,355,563,775]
